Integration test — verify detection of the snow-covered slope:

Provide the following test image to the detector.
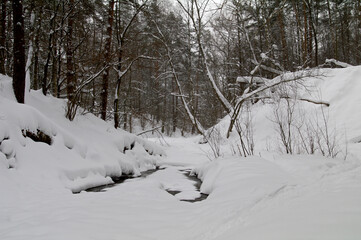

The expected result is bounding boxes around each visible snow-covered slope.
[212,66,361,158]
[0,74,164,194]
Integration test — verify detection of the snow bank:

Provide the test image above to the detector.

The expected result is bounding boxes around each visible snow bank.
[0,74,164,193]
[191,154,361,240]
[210,66,361,158]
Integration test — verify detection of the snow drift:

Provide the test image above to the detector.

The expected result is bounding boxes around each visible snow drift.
[0,74,164,193]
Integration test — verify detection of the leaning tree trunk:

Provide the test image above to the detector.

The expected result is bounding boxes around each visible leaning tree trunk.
[12,0,25,103]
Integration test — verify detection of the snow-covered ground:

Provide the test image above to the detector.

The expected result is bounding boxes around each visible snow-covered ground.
[1,66,361,239]
[1,137,360,240]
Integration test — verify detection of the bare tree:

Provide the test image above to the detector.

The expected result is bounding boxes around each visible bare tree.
[113,0,147,128]
[177,0,234,114]
[149,17,206,136]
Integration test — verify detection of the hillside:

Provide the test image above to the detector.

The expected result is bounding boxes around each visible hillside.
[212,66,361,158]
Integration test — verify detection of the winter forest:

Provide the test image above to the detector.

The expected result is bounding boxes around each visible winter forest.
[1,0,361,239]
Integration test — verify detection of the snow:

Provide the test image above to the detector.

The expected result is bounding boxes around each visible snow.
[0,74,164,194]
[1,66,361,239]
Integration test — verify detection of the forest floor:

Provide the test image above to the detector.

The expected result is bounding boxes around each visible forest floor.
[1,136,361,240]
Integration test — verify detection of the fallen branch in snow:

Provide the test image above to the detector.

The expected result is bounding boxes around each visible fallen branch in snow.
[258,96,330,107]
[289,97,330,107]
[323,59,353,68]
[137,126,170,147]
[250,59,283,75]
[226,70,315,138]
[136,126,162,136]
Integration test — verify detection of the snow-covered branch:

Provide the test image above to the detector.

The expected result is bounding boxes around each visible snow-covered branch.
[227,70,315,138]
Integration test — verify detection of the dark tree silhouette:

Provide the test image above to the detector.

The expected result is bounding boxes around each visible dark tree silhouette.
[12,0,25,103]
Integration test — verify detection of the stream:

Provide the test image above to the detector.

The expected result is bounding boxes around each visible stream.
[84,166,208,203]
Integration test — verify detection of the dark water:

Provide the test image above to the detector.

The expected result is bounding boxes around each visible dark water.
[84,167,208,202]
[165,169,208,203]
[84,168,159,193]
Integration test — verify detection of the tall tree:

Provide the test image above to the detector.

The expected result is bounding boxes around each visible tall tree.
[25,1,35,96]
[41,1,60,95]
[0,0,6,74]
[12,0,25,103]
[100,0,115,121]
[66,0,76,119]
[113,0,147,128]
[177,0,234,114]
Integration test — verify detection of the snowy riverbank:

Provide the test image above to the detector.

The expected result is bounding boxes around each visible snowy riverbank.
[1,66,361,239]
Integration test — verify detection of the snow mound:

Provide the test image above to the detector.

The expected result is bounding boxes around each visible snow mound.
[0,74,164,193]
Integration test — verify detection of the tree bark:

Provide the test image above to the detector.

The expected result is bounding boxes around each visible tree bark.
[42,2,60,95]
[12,0,25,103]
[101,0,114,121]
[303,1,309,66]
[66,0,75,103]
[33,7,42,90]
[25,7,35,96]
[0,0,6,74]
[278,9,288,69]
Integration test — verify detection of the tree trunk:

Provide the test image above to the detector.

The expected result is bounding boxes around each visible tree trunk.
[357,0,361,63]
[172,78,177,133]
[303,1,309,66]
[101,0,114,121]
[25,8,35,96]
[278,9,288,69]
[56,2,64,98]
[33,7,41,90]
[5,3,11,74]
[293,1,302,66]
[51,35,57,96]
[42,2,59,95]
[12,0,25,103]
[306,1,313,66]
[66,0,75,103]
[0,0,6,74]
[113,39,122,127]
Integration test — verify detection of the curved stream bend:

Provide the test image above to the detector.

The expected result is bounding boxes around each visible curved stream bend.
[83,167,208,203]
